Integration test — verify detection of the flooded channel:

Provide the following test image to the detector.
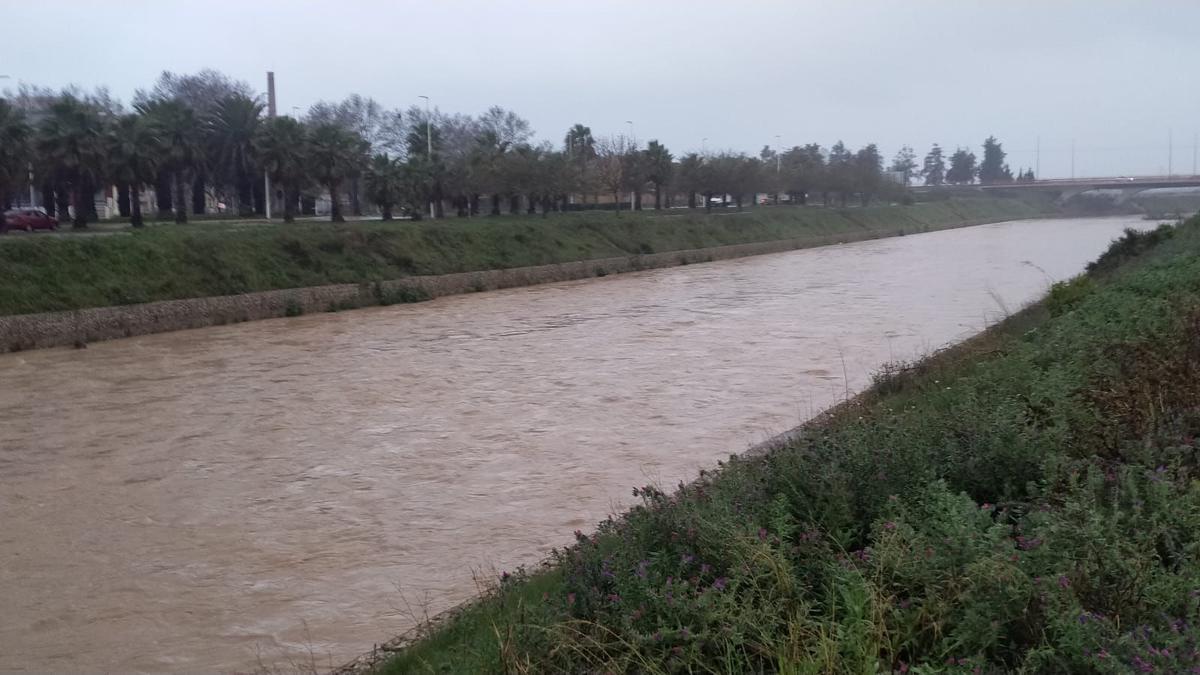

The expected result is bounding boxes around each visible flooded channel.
[0,216,1147,671]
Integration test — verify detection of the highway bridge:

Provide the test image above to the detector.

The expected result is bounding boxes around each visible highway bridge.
[913,175,1200,202]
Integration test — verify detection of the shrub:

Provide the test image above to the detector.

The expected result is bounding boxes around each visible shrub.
[1045,275,1095,316]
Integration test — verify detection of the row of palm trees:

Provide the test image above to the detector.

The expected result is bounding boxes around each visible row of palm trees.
[0,90,372,227]
[0,83,903,228]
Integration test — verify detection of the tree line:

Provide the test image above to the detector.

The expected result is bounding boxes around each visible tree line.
[0,69,1027,228]
[915,136,1034,187]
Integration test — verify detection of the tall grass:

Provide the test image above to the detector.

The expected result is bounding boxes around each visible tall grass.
[379,214,1200,674]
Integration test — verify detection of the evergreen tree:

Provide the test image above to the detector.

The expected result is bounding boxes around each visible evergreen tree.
[890,145,917,186]
[946,148,978,185]
[978,135,1010,184]
[922,144,946,186]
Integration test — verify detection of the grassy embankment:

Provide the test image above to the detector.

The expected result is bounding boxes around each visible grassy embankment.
[0,198,1049,316]
[377,216,1200,674]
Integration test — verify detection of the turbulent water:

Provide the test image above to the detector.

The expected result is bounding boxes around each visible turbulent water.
[0,216,1147,672]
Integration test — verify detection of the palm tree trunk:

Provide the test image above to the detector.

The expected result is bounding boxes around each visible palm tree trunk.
[329,181,344,222]
[174,170,189,224]
[252,176,265,215]
[654,183,662,209]
[192,174,206,215]
[350,178,362,216]
[155,169,173,217]
[41,182,56,217]
[55,185,70,223]
[72,185,88,229]
[130,184,144,228]
[283,185,296,223]
[117,185,131,217]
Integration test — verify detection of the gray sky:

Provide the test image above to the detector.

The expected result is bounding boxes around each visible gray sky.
[4,1,1198,177]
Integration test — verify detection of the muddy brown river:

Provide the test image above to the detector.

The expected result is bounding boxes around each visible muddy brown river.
[0,216,1146,672]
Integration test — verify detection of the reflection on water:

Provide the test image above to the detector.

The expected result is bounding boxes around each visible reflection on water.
[0,216,1144,671]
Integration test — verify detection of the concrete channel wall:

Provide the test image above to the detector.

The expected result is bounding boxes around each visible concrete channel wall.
[0,217,1003,353]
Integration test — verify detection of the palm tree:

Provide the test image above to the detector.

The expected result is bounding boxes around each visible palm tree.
[564,123,595,205]
[308,122,363,222]
[208,94,263,215]
[254,116,308,223]
[0,99,31,210]
[563,123,595,157]
[364,153,405,220]
[37,95,108,228]
[107,114,160,228]
[138,99,204,224]
[644,140,674,209]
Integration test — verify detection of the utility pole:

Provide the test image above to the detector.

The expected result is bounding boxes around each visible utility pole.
[1035,136,1040,180]
[265,71,275,220]
[1168,129,1173,178]
[701,137,707,155]
[419,95,433,219]
[775,135,781,174]
[1193,132,1198,176]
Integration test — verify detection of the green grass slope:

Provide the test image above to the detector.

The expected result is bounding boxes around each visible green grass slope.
[0,199,1045,316]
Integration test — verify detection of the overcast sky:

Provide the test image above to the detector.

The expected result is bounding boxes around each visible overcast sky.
[3,1,1198,177]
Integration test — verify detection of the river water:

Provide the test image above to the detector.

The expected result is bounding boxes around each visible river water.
[0,216,1145,672]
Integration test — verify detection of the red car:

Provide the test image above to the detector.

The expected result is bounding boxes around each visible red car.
[2,208,59,233]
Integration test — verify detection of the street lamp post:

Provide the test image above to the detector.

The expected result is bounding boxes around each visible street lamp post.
[419,95,433,218]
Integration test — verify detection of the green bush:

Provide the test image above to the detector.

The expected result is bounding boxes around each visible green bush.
[1045,275,1095,316]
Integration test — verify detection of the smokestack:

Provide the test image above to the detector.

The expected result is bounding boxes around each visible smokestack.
[267,71,276,118]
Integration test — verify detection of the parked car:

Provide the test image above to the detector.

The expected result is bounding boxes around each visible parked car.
[2,208,59,233]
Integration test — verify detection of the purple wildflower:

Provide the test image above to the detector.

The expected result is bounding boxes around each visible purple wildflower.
[712,577,728,591]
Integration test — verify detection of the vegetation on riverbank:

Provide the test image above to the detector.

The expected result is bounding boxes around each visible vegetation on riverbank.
[0,198,1049,316]
[377,214,1200,673]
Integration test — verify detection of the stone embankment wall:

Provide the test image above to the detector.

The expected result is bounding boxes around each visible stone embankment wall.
[0,217,995,353]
